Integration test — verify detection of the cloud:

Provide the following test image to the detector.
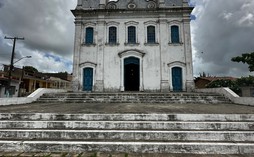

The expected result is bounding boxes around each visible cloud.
[0,0,75,57]
[1,0,253,78]
[0,0,76,73]
[238,13,254,27]
[191,0,254,77]
[0,1,3,8]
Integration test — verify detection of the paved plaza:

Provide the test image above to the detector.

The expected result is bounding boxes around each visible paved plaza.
[0,102,253,114]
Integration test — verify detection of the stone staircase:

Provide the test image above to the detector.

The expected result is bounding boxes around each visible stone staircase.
[0,113,253,154]
[37,92,232,104]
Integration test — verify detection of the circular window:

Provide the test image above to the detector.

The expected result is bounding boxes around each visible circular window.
[128,3,137,9]
[147,2,157,9]
[106,3,117,9]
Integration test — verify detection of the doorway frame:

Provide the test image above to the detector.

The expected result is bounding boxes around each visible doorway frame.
[172,67,183,92]
[83,67,93,91]
[118,49,146,92]
[79,62,97,92]
[168,61,186,92]
[124,57,140,91]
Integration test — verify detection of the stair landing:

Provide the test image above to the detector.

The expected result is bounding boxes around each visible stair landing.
[0,99,253,114]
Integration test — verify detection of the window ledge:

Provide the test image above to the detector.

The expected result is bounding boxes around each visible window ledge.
[105,43,120,46]
[144,43,159,46]
[82,43,96,47]
[124,43,140,46]
[168,42,183,46]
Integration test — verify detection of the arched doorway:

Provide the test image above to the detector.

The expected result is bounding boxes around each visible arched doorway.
[83,68,93,91]
[124,57,140,91]
[172,67,183,92]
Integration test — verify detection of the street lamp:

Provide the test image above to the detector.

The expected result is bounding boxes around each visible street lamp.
[13,56,32,64]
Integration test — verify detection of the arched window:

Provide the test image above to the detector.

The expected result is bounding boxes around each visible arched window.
[147,26,155,43]
[85,27,94,44]
[109,26,117,44]
[128,26,136,44]
[171,25,180,43]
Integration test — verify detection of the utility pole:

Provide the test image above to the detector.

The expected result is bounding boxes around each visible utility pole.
[4,36,25,97]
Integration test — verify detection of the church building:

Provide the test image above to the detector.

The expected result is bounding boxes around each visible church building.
[72,0,194,92]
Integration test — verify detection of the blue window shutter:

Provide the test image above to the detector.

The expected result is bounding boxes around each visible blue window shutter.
[86,27,94,44]
[171,26,180,43]
[128,26,136,44]
[109,26,117,44]
[147,26,155,43]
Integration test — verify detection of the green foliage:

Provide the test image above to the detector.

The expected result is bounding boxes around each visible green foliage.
[232,52,254,72]
[206,76,254,94]
[77,153,83,157]
[61,152,68,157]
[58,71,68,75]
[236,76,254,87]
[206,79,241,94]
[24,66,38,73]
[89,152,98,157]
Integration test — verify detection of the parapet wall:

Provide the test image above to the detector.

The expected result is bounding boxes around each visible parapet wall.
[195,88,254,106]
[0,88,67,106]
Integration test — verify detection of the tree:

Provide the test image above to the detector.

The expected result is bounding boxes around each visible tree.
[236,76,254,87]
[231,52,254,72]
[199,72,211,77]
[24,66,38,73]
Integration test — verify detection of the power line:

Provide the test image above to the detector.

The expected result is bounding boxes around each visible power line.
[4,36,25,96]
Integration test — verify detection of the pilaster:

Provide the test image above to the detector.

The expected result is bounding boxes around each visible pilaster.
[159,0,165,8]
[72,21,82,91]
[99,0,106,9]
[95,20,105,92]
[183,18,195,92]
[77,0,82,6]
[183,1,189,7]
[159,19,170,92]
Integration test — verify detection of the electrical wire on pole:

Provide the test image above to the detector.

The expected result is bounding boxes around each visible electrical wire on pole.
[4,36,25,97]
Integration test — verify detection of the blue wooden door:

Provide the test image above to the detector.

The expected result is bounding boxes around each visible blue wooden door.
[172,67,183,92]
[83,68,93,91]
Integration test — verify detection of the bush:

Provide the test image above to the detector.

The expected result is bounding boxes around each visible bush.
[206,79,241,94]
[236,75,254,87]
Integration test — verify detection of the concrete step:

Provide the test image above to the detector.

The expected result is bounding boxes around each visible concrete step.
[37,98,229,104]
[0,130,253,142]
[0,113,254,121]
[37,92,232,104]
[1,121,254,130]
[1,113,253,154]
[0,141,254,154]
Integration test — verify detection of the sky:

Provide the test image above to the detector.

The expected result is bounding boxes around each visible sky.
[0,0,253,77]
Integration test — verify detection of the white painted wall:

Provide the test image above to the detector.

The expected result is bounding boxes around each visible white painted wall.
[72,3,194,92]
[11,81,20,97]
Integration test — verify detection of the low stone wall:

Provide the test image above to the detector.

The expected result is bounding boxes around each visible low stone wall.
[0,88,67,106]
[195,88,254,106]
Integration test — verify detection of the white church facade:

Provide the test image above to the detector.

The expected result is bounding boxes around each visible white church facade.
[72,0,194,92]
